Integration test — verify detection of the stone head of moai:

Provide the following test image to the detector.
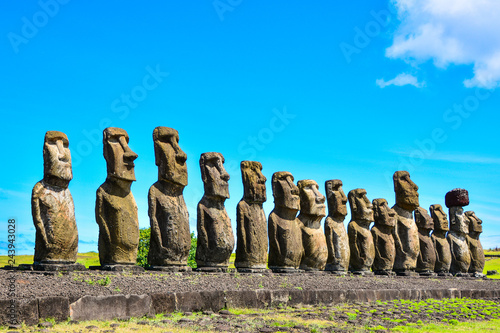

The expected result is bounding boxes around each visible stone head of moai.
[153,127,187,187]
[372,198,396,228]
[103,127,138,182]
[297,180,326,218]
[393,171,419,211]
[446,188,470,234]
[429,204,449,232]
[43,131,72,187]
[466,211,483,236]
[414,207,434,231]
[348,188,374,222]
[241,161,267,203]
[325,180,347,219]
[272,171,300,211]
[200,152,230,199]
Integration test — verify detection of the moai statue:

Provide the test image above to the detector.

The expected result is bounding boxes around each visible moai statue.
[268,171,304,272]
[371,199,396,275]
[466,211,485,277]
[414,207,436,276]
[347,189,375,275]
[392,171,420,276]
[445,188,471,276]
[297,180,328,271]
[147,127,191,271]
[235,161,268,272]
[324,180,350,273]
[429,204,452,276]
[31,131,83,271]
[96,128,140,271]
[196,152,234,271]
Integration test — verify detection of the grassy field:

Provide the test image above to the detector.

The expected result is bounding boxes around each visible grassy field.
[0,252,100,268]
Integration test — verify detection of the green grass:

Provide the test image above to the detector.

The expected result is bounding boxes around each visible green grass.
[0,252,100,268]
[391,318,500,332]
[484,257,500,279]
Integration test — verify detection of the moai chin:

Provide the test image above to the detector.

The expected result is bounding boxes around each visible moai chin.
[297,179,328,271]
[429,204,452,275]
[147,127,191,271]
[31,131,80,268]
[445,188,471,276]
[466,211,485,276]
[414,207,436,275]
[235,161,268,271]
[95,127,140,269]
[195,152,234,271]
[371,198,396,275]
[268,171,304,272]
[347,188,375,274]
[324,180,350,273]
[392,171,420,275]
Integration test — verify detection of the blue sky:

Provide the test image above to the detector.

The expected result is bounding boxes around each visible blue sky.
[1,0,499,255]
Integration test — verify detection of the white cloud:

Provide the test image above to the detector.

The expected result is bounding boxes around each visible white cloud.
[376,73,425,88]
[391,150,500,165]
[387,0,500,88]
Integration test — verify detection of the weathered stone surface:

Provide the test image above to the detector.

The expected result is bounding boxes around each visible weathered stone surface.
[371,198,396,273]
[148,127,190,268]
[96,128,139,266]
[0,298,38,326]
[347,189,375,272]
[196,152,234,268]
[32,131,78,265]
[38,296,69,321]
[235,161,268,269]
[392,171,420,273]
[324,180,349,272]
[466,211,485,274]
[430,204,452,273]
[445,188,469,208]
[70,294,152,321]
[447,206,471,274]
[414,207,436,273]
[175,291,225,312]
[150,293,176,314]
[297,180,327,271]
[268,171,303,270]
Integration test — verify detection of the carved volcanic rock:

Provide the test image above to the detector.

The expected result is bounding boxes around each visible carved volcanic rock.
[445,188,469,208]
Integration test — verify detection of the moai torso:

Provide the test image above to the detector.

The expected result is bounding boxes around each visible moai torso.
[195,152,234,268]
[32,181,78,263]
[466,211,485,274]
[268,171,303,269]
[235,161,268,269]
[371,198,396,272]
[268,211,303,268]
[324,216,350,271]
[32,131,78,264]
[415,207,436,273]
[236,200,268,268]
[96,182,139,264]
[392,205,419,271]
[324,180,349,272]
[298,180,328,271]
[447,231,471,274]
[196,197,234,267]
[96,127,139,266]
[148,127,190,267]
[148,182,190,266]
[348,189,375,272]
[430,205,451,273]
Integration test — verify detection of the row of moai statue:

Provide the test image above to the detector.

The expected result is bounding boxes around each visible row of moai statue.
[31,128,485,276]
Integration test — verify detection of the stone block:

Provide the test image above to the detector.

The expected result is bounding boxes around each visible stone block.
[38,296,69,321]
[150,293,176,314]
[0,298,38,326]
[70,294,152,321]
[175,291,225,312]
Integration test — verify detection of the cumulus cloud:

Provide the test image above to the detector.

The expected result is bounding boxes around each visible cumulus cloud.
[376,73,425,88]
[387,0,500,88]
